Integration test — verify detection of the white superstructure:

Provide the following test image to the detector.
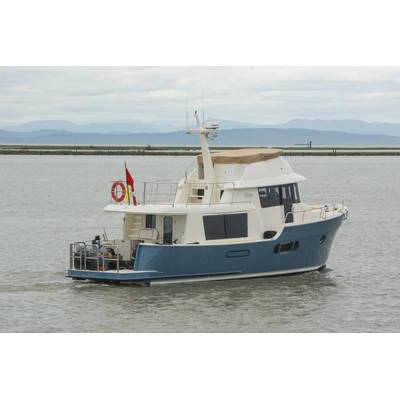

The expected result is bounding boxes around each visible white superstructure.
[103,114,344,246]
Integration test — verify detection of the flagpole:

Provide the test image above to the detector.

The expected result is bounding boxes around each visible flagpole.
[125,162,131,205]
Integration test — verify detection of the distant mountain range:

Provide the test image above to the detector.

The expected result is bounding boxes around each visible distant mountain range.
[0,120,177,134]
[0,118,268,134]
[2,118,400,145]
[271,118,400,136]
[1,127,400,146]
[3,117,400,135]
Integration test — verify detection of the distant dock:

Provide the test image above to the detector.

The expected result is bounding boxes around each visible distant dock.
[1,144,400,156]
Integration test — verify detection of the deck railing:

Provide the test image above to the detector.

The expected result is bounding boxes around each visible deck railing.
[142,181,178,205]
[69,242,120,272]
[141,180,250,207]
[284,203,348,224]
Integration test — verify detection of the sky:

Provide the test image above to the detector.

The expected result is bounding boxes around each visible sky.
[1,67,400,127]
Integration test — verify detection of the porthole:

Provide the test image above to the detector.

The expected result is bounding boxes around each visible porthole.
[320,235,326,244]
[274,241,299,254]
[279,242,293,252]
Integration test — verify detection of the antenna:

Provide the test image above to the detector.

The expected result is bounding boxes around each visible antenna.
[188,110,219,139]
[201,87,205,126]
[194,110,201,128]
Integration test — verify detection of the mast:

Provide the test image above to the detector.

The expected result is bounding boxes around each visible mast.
[194,111,217,183]
[186,111,219,203]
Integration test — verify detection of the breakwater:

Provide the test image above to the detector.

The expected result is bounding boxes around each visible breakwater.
[1,144,400,156]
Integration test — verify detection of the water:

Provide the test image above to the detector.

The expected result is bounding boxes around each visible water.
[0,155,399,332]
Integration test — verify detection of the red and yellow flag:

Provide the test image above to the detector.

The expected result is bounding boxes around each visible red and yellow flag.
[125,162,137,205]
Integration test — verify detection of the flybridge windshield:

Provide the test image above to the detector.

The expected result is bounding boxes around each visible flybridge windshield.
[258,183,300,208]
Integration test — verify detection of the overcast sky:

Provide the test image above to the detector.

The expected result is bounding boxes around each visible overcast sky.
[1,67,400,126]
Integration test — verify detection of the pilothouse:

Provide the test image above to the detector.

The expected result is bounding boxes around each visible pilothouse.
[67,112,348,285]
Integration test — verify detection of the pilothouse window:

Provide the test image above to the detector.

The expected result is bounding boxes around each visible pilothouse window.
[258,183,300,208]
[203,213,248,240]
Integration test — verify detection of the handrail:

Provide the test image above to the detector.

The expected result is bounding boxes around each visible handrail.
[284,206,327,223]
[284,203,347,223]
[70,242,120,272]
[140,180,238,207]
[142,181,178,205]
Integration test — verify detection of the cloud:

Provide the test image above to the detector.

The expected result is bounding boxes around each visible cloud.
[1,67,400,125]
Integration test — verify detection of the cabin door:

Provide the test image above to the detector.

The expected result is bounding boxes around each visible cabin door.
[163,216,173,244]
[281,186,294,223]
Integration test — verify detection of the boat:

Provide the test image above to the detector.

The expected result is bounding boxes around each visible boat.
[66,112,348,285]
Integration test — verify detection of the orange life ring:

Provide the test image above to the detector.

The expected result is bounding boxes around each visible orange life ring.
[111,181,126,202]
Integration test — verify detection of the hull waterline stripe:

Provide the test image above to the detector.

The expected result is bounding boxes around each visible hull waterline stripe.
[149,265,323,285]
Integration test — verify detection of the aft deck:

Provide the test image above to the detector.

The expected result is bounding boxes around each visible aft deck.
[69,241,133,272]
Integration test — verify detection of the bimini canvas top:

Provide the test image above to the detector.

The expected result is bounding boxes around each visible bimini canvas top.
[197,148,282,165]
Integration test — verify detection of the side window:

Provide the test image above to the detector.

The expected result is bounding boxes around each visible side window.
[259,184,301,208]
[268,187,281,207]
[281,185,290,202]
[258,187,267,207]
[258,186,280,208]
[203,215,226,240]
[145,214,156,229]
[163,216,173,244]
[224,213,248,239]
[203,213,248,240]
[289,183,300,203]
[294,183,301,203]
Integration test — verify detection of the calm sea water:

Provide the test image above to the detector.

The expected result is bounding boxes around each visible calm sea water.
[0,155,399,332]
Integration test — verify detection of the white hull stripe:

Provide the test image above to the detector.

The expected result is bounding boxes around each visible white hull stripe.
[150,265,323,285]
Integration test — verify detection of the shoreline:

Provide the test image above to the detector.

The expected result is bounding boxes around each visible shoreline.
[1,144,400,156]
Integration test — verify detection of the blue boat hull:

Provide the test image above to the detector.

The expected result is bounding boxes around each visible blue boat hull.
[67,214,344,284]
